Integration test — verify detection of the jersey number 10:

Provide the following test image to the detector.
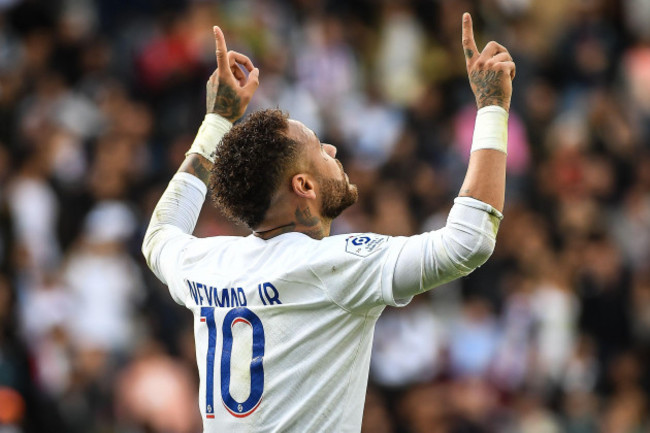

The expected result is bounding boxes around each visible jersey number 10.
[200,306,265,418]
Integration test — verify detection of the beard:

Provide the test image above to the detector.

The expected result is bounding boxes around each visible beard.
[320,175,359,220]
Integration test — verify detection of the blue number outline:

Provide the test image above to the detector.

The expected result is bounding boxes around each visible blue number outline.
[200,307,217,418]
[221,307,265,417]
[201,307,265,419]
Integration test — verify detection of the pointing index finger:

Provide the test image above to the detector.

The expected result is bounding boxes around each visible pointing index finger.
[462,13,479,64]
[213,26,229,70]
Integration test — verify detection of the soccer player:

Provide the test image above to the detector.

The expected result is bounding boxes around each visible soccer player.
[142,12,514,433]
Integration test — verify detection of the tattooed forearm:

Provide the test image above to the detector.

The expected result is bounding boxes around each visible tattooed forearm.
[179,154,212,186]
[470,70,507,109]
[207,82,242,122]
[295,206,319,227]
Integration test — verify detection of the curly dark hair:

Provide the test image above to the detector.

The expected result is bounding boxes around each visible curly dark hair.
[209,109,299,229]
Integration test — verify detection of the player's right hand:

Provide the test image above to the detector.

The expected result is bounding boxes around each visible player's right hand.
[206,26,260,122]
[462,13,515,112]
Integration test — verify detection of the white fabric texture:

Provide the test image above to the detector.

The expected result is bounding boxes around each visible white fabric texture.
[186,113,232,162]
[471,105,509,154]
[392,196,502,301]
[141,174,503,433]
[142,172,206,301]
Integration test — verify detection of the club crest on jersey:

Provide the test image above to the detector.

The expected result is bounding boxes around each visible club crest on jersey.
[345,234,388,257]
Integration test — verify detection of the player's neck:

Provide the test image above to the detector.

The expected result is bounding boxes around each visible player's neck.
[253,224,328,240]
[253,205,331,240]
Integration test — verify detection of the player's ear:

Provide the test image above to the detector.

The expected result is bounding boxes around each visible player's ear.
[291,173,317,200]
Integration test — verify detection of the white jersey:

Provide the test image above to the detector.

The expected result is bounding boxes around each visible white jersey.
[156,230,409,432]
[143,172,502,433]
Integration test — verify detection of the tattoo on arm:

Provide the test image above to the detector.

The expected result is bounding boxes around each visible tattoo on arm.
[207,82,242,122]
[470,70,506,108]
[459,188,480,202]
[179,154,212,186]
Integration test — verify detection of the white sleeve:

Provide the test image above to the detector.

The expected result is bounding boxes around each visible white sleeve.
[308,234,409,313]
[391,197,503,302]
[141,172,207,305]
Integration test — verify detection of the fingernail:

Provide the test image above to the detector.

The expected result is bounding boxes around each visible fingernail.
[463,13,469,21]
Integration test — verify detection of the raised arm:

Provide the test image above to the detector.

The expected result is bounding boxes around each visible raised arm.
[141,27,259,288]
[391,13,514,300]
[181,26,260,185]
[457,12,514,212]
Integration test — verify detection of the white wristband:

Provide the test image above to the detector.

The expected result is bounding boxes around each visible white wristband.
[185,114,233,163]
[471,106,508,154]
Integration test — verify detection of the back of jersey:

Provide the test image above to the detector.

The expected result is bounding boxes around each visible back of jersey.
[164,231,409,433]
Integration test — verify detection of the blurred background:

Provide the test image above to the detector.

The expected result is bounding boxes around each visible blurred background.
[0,0,649,431]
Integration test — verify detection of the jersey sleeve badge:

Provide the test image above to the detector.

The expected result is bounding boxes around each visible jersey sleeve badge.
[345,234,388,257]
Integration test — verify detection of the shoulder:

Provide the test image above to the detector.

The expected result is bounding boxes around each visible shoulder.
[309,233,410,311]
[308,233,406,272]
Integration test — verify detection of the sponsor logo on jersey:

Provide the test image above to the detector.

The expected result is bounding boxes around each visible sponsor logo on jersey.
[345,234,388,257]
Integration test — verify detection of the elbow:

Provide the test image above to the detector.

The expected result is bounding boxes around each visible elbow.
[443,229,497,274]
[462,234,496,270]
[438,200,502,275]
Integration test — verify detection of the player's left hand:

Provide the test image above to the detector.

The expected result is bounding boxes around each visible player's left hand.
[462,13,515,112]
[206,26,260,122]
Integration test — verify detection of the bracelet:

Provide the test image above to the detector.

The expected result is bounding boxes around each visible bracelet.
[471,106,508,154]
[185,114,233,163]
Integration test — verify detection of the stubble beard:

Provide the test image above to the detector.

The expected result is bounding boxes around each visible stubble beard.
[320,176,359,220]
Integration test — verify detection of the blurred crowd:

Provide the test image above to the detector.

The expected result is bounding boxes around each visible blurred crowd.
[0,0,649,432]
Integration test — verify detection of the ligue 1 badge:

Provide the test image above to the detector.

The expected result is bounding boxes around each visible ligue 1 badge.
[345,234,388,257]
